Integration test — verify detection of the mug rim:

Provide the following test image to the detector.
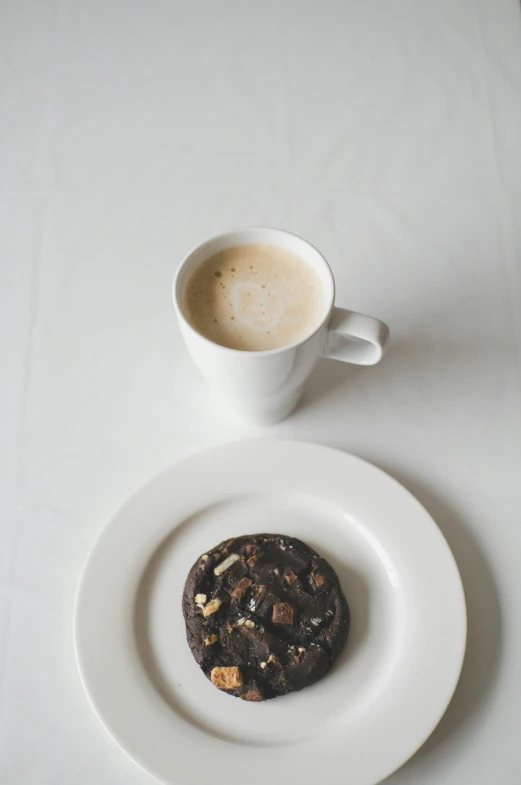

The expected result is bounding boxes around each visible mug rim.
[172,226,336,357]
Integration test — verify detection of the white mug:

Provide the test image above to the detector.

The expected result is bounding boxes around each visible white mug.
[173,227,389,424]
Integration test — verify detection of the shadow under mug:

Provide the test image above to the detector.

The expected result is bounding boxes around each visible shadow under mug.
[173,227,390,424]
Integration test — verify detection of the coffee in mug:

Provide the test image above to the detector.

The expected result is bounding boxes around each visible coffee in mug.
[182,244,325,352]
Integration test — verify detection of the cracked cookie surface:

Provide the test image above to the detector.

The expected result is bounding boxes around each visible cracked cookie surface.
[182,533,350,701]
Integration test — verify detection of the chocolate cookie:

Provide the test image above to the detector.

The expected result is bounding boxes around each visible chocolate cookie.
[182,534,349,701]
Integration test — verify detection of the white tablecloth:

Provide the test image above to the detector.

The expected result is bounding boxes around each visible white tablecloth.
[2,1,521,782]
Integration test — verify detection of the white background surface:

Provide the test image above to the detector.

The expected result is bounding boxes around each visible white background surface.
[1,1,521,783]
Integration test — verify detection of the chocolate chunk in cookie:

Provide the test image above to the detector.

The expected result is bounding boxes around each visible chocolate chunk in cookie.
[272,602,296,625]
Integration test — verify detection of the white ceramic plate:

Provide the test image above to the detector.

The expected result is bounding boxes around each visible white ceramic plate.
[74,440,466,785]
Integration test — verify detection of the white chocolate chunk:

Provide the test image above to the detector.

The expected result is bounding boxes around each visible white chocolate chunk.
[202,598,222,617]
[213,553,240,576]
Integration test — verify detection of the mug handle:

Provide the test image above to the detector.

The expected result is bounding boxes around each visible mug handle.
[321,307,390,365]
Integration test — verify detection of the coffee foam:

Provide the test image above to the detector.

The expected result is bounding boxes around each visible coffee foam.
[182,244,324,351]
